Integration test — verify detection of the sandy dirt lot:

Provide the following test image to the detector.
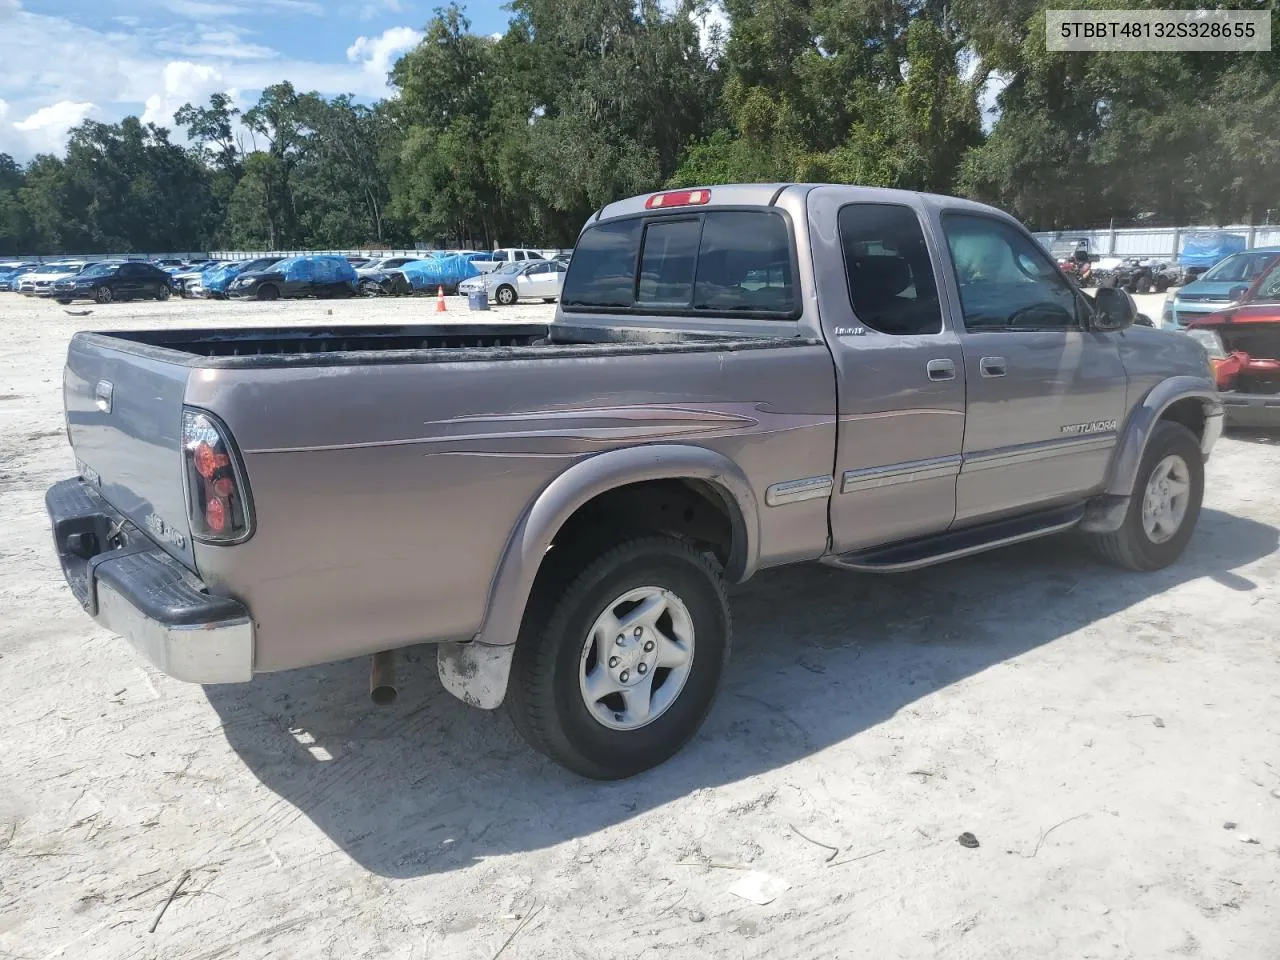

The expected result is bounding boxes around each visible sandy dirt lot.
[1,291,1278,960]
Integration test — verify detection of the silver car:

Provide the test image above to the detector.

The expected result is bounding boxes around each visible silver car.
[458,259,567,305]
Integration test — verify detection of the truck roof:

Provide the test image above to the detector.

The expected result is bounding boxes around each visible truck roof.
[592,182,1015,225]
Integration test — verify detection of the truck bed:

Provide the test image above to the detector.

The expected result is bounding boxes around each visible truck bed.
[80,323,811,369]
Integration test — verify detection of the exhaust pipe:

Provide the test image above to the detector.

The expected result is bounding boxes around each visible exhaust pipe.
[370,650,397,706]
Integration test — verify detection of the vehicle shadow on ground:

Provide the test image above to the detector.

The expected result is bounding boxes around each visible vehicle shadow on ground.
[205,507,1276,878]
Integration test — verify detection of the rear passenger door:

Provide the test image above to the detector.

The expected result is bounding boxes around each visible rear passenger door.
[940,212,1129,523]
[807,190,968,552]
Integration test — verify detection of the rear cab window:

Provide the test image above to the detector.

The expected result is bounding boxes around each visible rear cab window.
[562,208,798,319]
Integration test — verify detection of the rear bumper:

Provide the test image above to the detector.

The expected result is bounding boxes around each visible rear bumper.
[45,477,254,683]
[1220,392,1280,427]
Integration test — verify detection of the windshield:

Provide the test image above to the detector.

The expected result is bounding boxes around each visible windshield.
[1252,261,1280,302]
[492,262,523,276]
[1201,251,1278,283]
[78,263,116,278]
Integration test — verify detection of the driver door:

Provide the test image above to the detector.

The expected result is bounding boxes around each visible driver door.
[943,212,1129,524]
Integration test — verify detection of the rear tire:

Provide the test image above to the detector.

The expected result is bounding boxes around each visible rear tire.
[1089,421,1203,571]
[256,284,279,301]
[156,285,170,301]
[506,535,731,779]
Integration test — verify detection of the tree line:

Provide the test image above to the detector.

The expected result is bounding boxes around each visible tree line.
[1,0,1276,257]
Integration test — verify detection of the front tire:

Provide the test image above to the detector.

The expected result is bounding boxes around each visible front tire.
[506,536,731,779]
[496,284,517,306]
[256,284,279,301]
[1090,421,1204,571]
[95,286,113,304]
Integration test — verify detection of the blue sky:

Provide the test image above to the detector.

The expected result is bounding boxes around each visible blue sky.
[0,0,513,159]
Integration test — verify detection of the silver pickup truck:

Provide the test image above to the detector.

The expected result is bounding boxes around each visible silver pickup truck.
[46,184,1223,779]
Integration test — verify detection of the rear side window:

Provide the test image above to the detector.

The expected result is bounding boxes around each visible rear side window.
[563,209,797,317]
[837,204,942,336]
[563,219,643,308]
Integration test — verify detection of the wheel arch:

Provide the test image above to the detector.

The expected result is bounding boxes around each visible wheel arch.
[1105,376,1223,498]
[472,444,760,651]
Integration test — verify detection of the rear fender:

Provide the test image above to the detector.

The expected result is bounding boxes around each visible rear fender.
[1105,375,1223,498]
[475,443,759,650]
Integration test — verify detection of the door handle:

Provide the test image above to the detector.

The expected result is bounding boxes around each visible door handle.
[980,356,1007,378]
[927,359,956,381]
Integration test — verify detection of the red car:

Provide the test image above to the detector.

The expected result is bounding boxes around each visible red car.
[1185,256,1280,426]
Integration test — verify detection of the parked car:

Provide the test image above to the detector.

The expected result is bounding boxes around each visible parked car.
[174,260,231,297]
[1162,247,1280,329]
[0,261,37,291]
[458,258,566,305]
[471,248,547,274]
[194,257,284,299]
[44,183,1222,779]
[225,255,358,300]
[356,256,422,277]
[1183,256,1280,426]
[52,260,176,304]
[18,261,88,296]
[356,268,412,297]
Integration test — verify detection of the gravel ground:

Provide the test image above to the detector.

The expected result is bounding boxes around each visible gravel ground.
[1,291,1278,960]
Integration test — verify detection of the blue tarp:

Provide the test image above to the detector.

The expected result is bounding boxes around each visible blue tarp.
[1177,232,1247,267]
[399,254,481,291]
[276,255,359,285]
[202,262,245,293]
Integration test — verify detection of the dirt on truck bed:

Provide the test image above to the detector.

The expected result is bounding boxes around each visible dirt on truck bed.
[2,292,1279,960]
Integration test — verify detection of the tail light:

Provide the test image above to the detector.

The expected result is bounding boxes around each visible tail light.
[181,407,253,543]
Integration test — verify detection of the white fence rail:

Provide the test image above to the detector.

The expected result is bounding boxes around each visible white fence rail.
[1033,224,1280,260]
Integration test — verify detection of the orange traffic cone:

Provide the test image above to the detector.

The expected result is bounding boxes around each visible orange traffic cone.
[436,286,447,312]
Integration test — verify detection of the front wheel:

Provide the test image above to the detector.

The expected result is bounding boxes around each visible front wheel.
[95,286,114,304]
[496,284,517,306]
[256,284,279,301]
[1089,421,1204,571]
[506,536,731,779]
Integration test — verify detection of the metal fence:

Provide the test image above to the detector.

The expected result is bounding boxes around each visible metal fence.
[5,246,566,264]
[1033,224,1280,260]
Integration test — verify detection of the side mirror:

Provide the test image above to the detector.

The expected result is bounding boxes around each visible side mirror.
[1228,284,1249,302]
[1091,286,1137,331]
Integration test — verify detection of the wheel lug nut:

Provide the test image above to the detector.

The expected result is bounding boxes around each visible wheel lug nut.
[616,635,624,644]
[644,641,654,652]
[609,656,620,668]
[620,670,630,683]
[634,627,642,637]
[637,663,648,675]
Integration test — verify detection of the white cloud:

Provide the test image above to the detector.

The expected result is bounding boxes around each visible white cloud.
[692,2,729,53]
[141,62,227,127]
[355,0,406,20]
[0,99,8,121]
[12,101,96,153]
[347,26,423,81]
[978,71,1010,133]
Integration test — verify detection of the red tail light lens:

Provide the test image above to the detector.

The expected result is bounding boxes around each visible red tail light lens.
[182,408,252,543]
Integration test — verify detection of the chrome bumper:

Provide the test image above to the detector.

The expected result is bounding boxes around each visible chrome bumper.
[45,478,254,684]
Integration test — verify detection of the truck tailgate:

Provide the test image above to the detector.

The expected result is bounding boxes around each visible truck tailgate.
[64,334,197,570]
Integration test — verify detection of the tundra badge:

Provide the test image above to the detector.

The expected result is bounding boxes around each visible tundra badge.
[1060,419,1118,436]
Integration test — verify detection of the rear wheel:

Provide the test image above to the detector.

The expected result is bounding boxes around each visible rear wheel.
[1135,276,1152,294]
[1089,421,1203,571]
[496,284,517,306]
[156,284,170,301]
[95,286,113,304]
[256,284,279,301]
[506,535,731,779]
